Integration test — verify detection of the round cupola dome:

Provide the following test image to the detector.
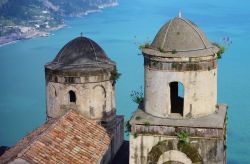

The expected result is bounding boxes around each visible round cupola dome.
[45,36,115,72]
[53,36,111,65]
[144,16,219,57]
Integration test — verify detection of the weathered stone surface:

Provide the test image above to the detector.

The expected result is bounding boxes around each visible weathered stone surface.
[130,107,227,129]
[144,57,217,71]
[45,67,113,80]
[130,16,227,164]
[144,67,218,118]
[46,79,115,120]
[129,135,225,164]
[132,125,224,138]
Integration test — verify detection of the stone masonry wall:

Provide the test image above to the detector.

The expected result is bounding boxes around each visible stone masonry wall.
[46,74,115,120]
[144,67,217,118]
[129,134,225,164]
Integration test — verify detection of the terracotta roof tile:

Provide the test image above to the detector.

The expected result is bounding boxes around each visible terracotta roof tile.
[0,110,111,164]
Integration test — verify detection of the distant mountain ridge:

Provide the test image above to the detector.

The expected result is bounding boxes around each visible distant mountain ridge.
[0,0,118,44]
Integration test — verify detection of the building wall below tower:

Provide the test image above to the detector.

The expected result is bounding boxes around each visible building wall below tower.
[112,116,124,157]
[129,134,225,164]
[102,115,124,163]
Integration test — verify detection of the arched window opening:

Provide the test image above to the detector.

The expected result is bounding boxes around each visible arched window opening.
[69,90,76,103]
[170,82,184,116]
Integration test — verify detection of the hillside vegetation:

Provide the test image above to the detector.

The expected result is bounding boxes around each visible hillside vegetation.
[0,0,117,43]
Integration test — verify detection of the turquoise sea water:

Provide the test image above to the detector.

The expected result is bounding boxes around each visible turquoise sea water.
[1,0,250,163]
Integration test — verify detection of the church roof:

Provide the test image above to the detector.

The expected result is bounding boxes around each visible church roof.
[45,36,115,72]
[143,16,219,57]
[0,111,111,164]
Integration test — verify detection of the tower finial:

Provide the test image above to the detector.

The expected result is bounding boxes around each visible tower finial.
[80,32,83,37]
[178,10,182,18]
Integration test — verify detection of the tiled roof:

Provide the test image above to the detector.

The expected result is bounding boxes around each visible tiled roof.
[0,110,111,164]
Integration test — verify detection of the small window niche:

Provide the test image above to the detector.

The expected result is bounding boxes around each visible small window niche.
[69,90,76,103]
[170,82,184,116]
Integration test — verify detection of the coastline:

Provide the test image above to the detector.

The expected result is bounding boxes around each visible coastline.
[0,24,66,47]
[0,2,118,46]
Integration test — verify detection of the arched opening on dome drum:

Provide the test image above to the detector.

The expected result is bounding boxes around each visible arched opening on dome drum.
[69,90,76,103]
[169,82,184,116]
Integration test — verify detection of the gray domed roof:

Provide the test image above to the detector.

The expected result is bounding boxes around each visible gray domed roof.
[53,36,112,65]
[45,36,115,72]
[148,16,219,57]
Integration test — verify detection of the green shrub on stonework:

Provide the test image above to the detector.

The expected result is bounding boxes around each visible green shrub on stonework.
[134,36,151,55]
[212,37,232,59]
[135,116,142,120]
[157,47,165,53]
[176,131,189,144]
[171,49,177,54]
[144,121,150,126]
[134,132,138,138]
[217,45,225,59]
[130,86,144,104]
[139,42,151,50]
[110,66,121,86]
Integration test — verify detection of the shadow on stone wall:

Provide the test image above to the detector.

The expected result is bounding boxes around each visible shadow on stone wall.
[112,141,129,164]
[0,146,9,156]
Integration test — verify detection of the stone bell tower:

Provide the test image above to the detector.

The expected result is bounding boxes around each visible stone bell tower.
[129,15,227,164]
[45,36,124,156]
